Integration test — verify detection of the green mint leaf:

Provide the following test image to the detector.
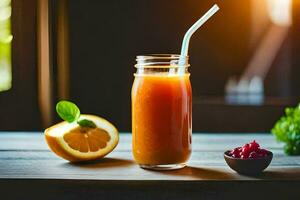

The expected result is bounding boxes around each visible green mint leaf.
[77,119,97,128]
[56,100,80,123]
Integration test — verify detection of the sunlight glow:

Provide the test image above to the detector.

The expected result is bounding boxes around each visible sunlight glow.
[267,0,292,26]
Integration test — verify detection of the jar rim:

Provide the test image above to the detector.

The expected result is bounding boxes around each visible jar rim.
[135,54,189,68]
[136,54,188,60]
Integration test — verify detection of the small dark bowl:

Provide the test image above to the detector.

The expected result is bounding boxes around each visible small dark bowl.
[224,150,273,175]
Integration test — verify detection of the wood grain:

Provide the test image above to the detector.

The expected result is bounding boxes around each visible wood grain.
[0,132,299,200]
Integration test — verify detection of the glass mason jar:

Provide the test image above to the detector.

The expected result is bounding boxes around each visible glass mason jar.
[131,54,192,170]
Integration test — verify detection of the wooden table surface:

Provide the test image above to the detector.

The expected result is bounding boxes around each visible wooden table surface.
[0,132,300,200]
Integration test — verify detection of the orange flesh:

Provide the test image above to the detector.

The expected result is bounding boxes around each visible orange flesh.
[63,127,111,152]
[132,74,192,165]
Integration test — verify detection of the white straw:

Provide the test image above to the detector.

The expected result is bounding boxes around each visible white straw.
[180,4,219,57]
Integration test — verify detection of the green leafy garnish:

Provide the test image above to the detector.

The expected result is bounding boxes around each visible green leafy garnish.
[56,101,80,122]
[77,119,96,128]
[271,103,300,155]
[56,100,96,129]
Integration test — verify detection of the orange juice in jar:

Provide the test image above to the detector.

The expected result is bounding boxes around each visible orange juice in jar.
[131,54,192,170]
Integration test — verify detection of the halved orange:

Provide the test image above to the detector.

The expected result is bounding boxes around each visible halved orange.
[44,114,119,162]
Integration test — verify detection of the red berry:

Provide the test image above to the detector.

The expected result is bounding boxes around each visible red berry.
[231,147,240,155]
[249,140,260,151]
[231,151,240,158]
[231,153,238,158]
[229,140,271,159]
[249,151,258,158]
[229,147,242,158]
[242,146,250,157]
[258,148,269,157]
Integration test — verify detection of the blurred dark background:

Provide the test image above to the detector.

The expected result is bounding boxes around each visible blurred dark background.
[0,0,300,132]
